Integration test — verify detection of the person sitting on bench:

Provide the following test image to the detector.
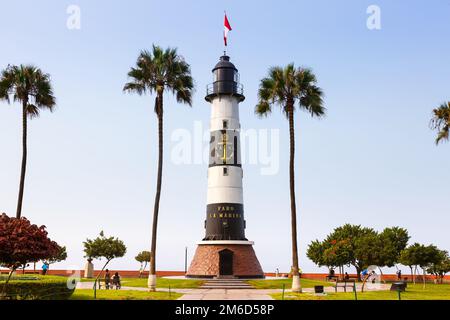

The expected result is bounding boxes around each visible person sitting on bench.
[104,269,111,289]
[112,272,121,289]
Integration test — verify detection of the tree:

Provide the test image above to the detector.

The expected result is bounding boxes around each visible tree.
[306,240,329,269]
[327,224,378,281]
[83,231,127,298]
[427,250,450,284]
[430,102,450,145]
[47,246,68,266]
[123,45,194,291]
[415,244,442,288]
[399,243,421,283]
[0,213,60,295]
[255,65,325,292]
[378,227,409,269]
[400,243,442,287]
[135,251,151,278]
[0,65,56,218]
[307,238,353,277]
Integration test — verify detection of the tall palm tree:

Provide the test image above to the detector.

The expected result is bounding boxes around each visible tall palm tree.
[123,45,194,291]
[255,64,325,293]
[430,102,450,145]
[0,65,56,219]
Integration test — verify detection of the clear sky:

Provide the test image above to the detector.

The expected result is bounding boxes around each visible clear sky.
[0,0,449,274]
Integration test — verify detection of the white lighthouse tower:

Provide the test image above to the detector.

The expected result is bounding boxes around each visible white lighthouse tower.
[187,55,264,279]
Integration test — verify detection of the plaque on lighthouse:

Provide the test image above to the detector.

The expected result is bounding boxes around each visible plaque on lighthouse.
[187,55,264,279]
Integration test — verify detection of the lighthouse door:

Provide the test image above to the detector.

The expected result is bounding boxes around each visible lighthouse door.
[219,249,233,276]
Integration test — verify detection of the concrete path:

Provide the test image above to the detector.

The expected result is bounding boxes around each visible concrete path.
[76,281,279,300]
[176,289,280,300]
[76,281,391,300]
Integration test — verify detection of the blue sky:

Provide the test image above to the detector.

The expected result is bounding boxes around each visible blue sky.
[0,0,449,274]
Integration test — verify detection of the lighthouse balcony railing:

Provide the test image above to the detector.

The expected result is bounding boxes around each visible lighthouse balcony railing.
[206,82,244,96]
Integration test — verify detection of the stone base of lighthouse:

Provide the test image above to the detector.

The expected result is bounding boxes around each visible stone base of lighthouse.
[187,241,264,279]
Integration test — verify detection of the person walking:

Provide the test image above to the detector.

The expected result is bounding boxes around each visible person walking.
[41,262,49,275]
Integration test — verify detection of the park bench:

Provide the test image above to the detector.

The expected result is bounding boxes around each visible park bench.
[390,281,407,292]
[334,278,356,293]
[96,279,121,290]
[325,275,338,282]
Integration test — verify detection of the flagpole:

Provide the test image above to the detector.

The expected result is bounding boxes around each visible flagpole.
[224,10,227,55]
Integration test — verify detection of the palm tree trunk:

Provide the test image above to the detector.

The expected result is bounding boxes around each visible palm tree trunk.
[148,93,163,292]
[287,102,301,293]
[16,101,28,219]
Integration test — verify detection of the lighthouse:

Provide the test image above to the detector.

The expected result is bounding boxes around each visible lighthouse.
[187,55,264,279]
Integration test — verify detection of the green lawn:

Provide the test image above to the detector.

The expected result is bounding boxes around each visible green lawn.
[71,289,181,300]
[122,277,204,289]
[247,278,330,289]
[272,283,450,300]
[80,277,204,289]
[0,274,67,281]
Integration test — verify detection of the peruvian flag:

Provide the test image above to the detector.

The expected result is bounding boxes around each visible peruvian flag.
[224,13,232,46]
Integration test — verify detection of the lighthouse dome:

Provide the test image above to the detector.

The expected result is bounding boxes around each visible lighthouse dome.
[212,55,237,72]
[206,55,245,102]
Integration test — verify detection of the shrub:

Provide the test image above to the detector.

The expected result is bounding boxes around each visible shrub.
[0,276,76,300]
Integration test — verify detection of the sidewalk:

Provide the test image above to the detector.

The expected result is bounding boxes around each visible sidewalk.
[76,282,279,300]
[76,282,391,300]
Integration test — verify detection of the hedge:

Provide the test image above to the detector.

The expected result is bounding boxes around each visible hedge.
[0,276,76,300]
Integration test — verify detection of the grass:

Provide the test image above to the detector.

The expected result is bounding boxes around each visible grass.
[247,278,330,289]
[70,289,181,300]
[0,274,68,282]
[80,277,204,289]
[272,283,450,300]
[122,277,204,289]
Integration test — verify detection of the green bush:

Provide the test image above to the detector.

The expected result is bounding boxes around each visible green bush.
[0,276,76,300]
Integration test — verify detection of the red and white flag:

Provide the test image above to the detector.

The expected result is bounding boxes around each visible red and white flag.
[224,13,232,46]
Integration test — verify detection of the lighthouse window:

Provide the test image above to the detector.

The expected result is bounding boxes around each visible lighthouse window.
[223,120,228,129]
[223,167,228,176]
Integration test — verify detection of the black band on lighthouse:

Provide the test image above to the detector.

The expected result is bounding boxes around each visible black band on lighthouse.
[204,203,247,241]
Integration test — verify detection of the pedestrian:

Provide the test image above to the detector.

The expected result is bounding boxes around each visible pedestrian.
[104,269,111,290]
[41,262,49,275]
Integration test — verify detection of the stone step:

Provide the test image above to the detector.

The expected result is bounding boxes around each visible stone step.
[202,286,252,288]
[200,279,253,289]
[206,280,245,283]
[203,282,251,287]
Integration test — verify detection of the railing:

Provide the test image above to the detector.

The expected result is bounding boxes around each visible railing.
[206,82,244,96]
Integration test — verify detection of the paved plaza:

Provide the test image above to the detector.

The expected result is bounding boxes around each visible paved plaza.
[76,281,391,300]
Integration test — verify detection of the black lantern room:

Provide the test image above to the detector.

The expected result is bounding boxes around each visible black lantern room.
[205,55,245,103]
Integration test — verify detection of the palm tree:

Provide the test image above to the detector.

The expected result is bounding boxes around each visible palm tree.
[430,102,450,145]
[123,45,194,291]
[255,64,325,293]
[0,65,56,219]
